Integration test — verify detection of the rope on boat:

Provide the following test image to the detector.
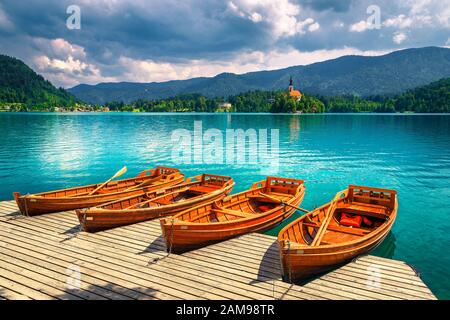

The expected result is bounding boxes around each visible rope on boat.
[287,240,292,284]
[60,213,85,242]
[147,218,175,266]
[24,199,29,216]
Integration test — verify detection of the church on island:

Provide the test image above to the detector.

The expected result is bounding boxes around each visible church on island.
[288,76,302,101]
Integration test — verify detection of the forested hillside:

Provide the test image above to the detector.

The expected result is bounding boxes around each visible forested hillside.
[0,54,78,111]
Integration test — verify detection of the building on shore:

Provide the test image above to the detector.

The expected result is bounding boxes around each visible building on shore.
[288,76,302,101]
[218,102,232,111]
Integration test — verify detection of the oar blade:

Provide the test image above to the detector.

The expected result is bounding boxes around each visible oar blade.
[112,166,127,179]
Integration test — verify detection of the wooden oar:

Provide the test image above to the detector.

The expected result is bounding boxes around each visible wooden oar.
[311,191,344,246]
[88,166,127,196]
[259,192,309,213]
[126,187,190,209]
[123,175,161,192]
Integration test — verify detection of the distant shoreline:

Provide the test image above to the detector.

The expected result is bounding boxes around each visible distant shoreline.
[1,111,449,115]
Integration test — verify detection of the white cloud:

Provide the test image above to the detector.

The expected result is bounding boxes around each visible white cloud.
[350,0,446,33]
[33,38,87,61]
[383,13,432,29]
[383,1,447,29]
[349,20,371,32]
[383,14,414,29]
[227,0,319,38]
[437,6,450,27]
[249,12,262,23]
[117,56,180,82]
[30,38,111,87]
[0,5,13,30]
[96,47,391,86]
[393,32,407,44]
[308,22,320,32]
[258,47,390,68]
[34,55,94,75]
[34,44,391,88]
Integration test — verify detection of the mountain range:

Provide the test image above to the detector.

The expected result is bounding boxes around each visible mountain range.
[68,46,450,104]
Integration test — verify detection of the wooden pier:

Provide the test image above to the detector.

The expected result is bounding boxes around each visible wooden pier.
[0,200,436,300]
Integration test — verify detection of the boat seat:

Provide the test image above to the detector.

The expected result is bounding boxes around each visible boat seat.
[247,195,280,204]
[268,192,291,200]
[302,222,370,236]
[153,198,173,205]
[189,185,221,194]
[339,202,388,219]
[211,209,254,218]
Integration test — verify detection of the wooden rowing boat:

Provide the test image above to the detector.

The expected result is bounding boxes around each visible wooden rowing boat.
[13,167,184,216]
[76,174,234,232]
[160,176,305,253]
[278,185,397,282]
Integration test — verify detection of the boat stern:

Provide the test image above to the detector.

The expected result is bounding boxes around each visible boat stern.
[13,192,28,216]
[160,218,175,252]
[75,209,89,232]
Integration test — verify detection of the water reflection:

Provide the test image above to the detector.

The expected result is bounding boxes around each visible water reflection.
[372,232,397,259]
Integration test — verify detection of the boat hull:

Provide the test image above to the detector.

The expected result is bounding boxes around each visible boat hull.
[14,170,184,216]
[279,228,391,281]
[161,189,304,253]
[278,185,397,282]
[77,184,233,232]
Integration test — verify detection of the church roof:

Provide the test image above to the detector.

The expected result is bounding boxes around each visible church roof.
[289,90,302,97]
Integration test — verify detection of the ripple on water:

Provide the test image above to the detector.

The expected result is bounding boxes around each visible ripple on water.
[0,113,449,298]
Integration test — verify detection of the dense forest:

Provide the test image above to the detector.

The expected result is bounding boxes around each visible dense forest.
[320,77,450,113]
[101,77,449,113]
[102,90,326,113]
[0,54,79,111]
[0,53,449,113]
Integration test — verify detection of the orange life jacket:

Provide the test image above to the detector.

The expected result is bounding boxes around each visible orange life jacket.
[340,213,362,228]
[362,216,373,227]
[258,205,273,212]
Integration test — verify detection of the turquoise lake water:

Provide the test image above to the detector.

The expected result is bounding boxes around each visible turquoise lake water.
[0,112,449,299]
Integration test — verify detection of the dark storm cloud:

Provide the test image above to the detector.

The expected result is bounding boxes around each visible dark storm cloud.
[0,0,448,87]
[299,0,353,12]
[1,0,272,61]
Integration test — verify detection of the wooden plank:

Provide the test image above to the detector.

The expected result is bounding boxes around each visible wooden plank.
[357,255,417,271]
[0,231,221,300]
[0,275,54,300]
[0,219,428,302]
[0,219,306,298]
[0,285,32,300]
[3,216,285,280]
[0,267,81,300]
[352,259,418,276]
[0,200,436,300]
[310,277,399,300]
[0,249,134,300]
[338,265,430,291]
[324,270,433,300]
[0,261,95,300]
[0,215,328,300]
[0,220,278,298]
[0,237,168,300]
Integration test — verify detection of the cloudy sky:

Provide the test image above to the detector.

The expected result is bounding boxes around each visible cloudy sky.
[0,0,449,88]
